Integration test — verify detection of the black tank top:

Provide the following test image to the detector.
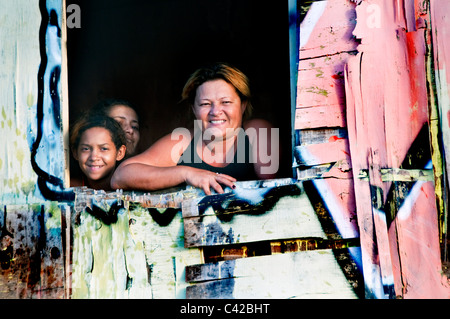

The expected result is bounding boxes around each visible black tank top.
[177,132,258,181]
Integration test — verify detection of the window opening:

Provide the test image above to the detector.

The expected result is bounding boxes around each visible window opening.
[66,0,294,190]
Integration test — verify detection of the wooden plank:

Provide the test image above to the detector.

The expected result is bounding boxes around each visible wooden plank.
[295,164,334,180]
[0,204,65,298]
[125,190,187,208]
[182,183,327,248]
[0,205,34,298]
[430,0,450,254]
[299,0,357,59]
[296,53,350,110]
[71,197,152,298]
[390,180,450,298]
[345,53,387,299]
[128,205,202,299]
[295,53,354,130]
[0,1,43,204]
[296,127,347,145]
[358,168,434,182]
[185,250,358,299]
[38,203,66,298]
[294,138,350,167]
[296,1,357,132]
[61,0,70,189]
[367,150,396,298]
[308,178,359,240]
[295,105,346,129]
[61,203,72,299]
[345,0,448,298]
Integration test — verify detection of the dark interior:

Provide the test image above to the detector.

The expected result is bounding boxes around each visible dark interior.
[66,0,293,179]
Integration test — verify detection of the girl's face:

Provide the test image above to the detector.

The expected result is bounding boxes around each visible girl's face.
[193,79,246,141]
[74,127,126,184]
[107,105,140,157]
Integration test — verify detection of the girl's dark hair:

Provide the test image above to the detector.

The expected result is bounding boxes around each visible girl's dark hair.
[70,114,127,152]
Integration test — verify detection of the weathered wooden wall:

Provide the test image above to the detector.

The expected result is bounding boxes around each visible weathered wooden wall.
[296,0,449,298]
[0,0,69,204]
[182,180,361,298]
[345,0,449,298]
[294,0,362,291]
[0,203,67,298]
[0,0,70,299]
[1,1,41,204]
[429,0,450,263]
[68,180,362,299]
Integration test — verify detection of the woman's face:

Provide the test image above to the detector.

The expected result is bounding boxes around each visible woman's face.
[193,79,246,140]
[107,105,140,156]
[74,127,125,183]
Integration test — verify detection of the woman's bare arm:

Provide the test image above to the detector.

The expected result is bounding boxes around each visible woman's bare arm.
[244,118,280,180]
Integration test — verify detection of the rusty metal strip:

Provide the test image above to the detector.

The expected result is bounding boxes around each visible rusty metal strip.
[358,168,434,182]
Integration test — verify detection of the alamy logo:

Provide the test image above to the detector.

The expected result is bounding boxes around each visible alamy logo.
[365,4,381,29]
[67,4,81,29]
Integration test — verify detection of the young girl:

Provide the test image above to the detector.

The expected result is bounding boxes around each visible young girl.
[70,115,127,190]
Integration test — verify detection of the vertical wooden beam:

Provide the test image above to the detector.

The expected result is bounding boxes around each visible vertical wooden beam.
[346,0,449,298]
[61,0,70,189]
[289,0,299,179]
[428,0,450,263]
[0,204,65,298]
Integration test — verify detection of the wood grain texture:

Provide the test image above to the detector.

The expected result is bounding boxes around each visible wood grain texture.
[182,183,326,248]
[185,250,358,299]
[345,0,449,298]
[0,204,65,298]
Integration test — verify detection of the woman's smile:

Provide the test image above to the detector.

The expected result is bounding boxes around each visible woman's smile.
[209,119,226,124]
[208,119,227,128]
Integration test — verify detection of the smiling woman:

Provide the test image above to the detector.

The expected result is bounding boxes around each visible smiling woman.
[110,63,279,194]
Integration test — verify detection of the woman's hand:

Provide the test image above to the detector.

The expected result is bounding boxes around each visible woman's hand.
[183,167,236,195]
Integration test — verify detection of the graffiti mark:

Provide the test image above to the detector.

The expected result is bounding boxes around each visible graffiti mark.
[0,244,13,270]
[85,200,124,225]
[28,205,46,288]
[384,124,432,227]
[145,208,179,227]
[205,222,235,245]
[0,206,13,240]
[0,207,14,271]
[49,9,61,37]
[31,0,74,201]
[50,66,61,129]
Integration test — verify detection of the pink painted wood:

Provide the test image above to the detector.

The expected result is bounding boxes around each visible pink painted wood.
[295,0,360,251]
[345,0,449,298]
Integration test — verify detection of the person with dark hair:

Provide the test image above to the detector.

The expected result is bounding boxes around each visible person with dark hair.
[93,98,141,158]
[70,115,127,190]
[111,62,279,195]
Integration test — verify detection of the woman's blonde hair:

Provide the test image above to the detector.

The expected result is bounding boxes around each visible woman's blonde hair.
[181,62,253,120]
